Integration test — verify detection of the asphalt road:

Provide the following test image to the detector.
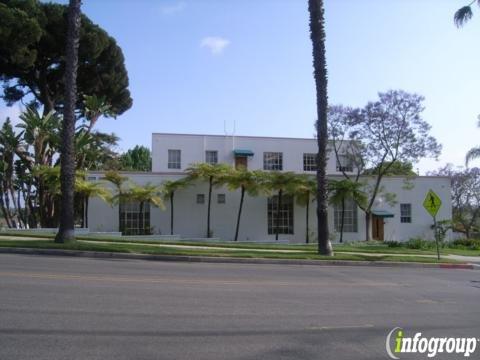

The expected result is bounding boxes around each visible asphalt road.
[0,254,479,360]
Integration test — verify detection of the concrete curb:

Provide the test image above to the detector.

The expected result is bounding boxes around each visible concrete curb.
[0,247,477,270]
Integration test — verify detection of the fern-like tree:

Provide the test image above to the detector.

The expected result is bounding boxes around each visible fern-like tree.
[102,171,128,233]
[186,163,231,238]
[75,179,111,229]
[454,1,480,27]
[264,172,301,241]
[225,169,266,241]
[161,178,190,235]
[290,175,317,243]
[328,179,367,243]
[122,183,164,235]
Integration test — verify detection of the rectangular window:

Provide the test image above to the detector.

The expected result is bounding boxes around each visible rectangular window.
[336,154,354,172]
[119,201,151,235]
[217,194,226,204]
[263,152,283,171]
[267,195,294,234]
[205,150,218,164]
[196,194,205,204]
[333,198,358,233]
[303,153,317,171]
[400,203,412,223]
[168,149,181,169]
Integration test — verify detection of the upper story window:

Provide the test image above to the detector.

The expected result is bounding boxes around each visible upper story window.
[303,153,317,172]
[336,154,354,172]
[168,149,181,169]
[400,204,412,223]
[205,150,218,164]
[263,152,283,171]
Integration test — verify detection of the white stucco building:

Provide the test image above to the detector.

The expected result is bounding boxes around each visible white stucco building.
[87,133,452,243]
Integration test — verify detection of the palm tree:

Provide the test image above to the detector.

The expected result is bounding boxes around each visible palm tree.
[0,119,25,228]
[161,178,190,235]
[328,179,367,243]
[18,107,60,227]
[122,183,164,235]
[225,169,265,241]
[466,119,480,166]
[102,170,128,233]
[75,179,111,229]
[454,1,479,27]
[186,163,231,238]
[264,172,300,241]
[308,0,332,255]
[290,175,317,243]
[56,0,82,243]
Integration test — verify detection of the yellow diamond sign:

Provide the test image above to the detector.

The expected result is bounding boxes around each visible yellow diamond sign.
[423,189,442,218]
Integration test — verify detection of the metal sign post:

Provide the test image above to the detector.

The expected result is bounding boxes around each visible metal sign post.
[423,190,442,260]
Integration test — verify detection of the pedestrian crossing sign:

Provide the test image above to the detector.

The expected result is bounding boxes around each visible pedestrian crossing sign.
[423,189,442,218]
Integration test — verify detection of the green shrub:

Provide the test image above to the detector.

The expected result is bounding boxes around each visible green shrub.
[450,238,480,250]
[385,241,402,248]
[405,238,437,250]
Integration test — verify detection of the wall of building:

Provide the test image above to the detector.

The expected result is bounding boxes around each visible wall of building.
[87,172,452,243]
[151,133,349,175]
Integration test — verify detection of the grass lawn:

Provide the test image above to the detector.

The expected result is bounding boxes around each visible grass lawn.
[0,237,464,264]
[0,231,478,258]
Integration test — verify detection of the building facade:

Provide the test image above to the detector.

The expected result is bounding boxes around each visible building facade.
[88,133,452,243]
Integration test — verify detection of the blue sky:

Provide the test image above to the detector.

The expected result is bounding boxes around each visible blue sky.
[2,0,480,173]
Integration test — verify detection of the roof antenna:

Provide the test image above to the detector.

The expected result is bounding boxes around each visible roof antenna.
[224,120,236,154]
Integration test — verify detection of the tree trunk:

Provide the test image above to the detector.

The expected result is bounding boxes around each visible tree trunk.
[0,191,12,228]
[309,0,332,255]
[55,0,81,243]
[139,201,144,235]
[9,185,20,227]
[306,193,310,244]
[207,176,212,238]
[16,188,24,228]
[118,196,123,234]
[4,187,16,228]
[275,189,282,241]
[170,192,174,235]
[85,196,89,229]
[365,212,371,241]
[340,198,345,243]
[234,187,245,242]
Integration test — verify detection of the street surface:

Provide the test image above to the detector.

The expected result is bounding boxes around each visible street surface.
[0,254,479,360]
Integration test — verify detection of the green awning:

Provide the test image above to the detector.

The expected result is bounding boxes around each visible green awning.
[233,149,254,157]
[371,210,395,218]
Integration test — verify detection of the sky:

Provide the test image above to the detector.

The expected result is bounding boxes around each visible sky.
[1,0,480,173]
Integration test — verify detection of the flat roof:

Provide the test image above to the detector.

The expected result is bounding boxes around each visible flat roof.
[88,170,449,180]
[152,132,326,141]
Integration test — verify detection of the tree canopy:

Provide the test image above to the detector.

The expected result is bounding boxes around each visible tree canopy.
[0,0,132,116]
[119,145,152,172]
[328,90,442,240]
[429,165,480,238]
[363,161,417,176]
